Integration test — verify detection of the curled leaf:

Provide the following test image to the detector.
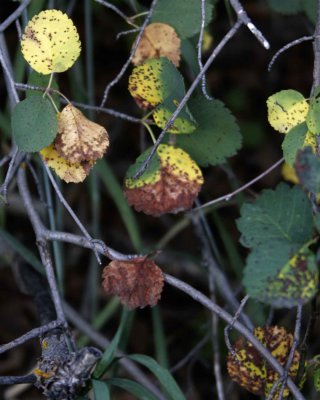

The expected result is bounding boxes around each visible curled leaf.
[267,90,309,134]
[124,144,203,216]
[227,326,301,398]
[102,259,164,309]
[21,9,81,75]
[40,144,93,183]
[132,23,181,66]
[55,104,109,163]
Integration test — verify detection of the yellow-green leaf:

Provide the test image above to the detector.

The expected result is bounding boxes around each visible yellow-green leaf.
[21,9,81,75]
[267,89,308,134]
[153,103,197,134]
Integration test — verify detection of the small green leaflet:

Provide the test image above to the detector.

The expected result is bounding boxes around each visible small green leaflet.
[295,147,320,195]
[92,379,110,400]
[12,96,57,152]
[107,378,159,400]
[175,97,241,166]
[237,183,317,308]
[282,123,308,166]
[151,0,215,39]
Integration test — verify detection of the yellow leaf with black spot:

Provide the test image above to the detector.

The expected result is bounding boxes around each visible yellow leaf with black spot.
[21,9,81,75]
[153,103,197,134]
[267,90,309,134]
[40,144,93,183]
[55,104,109,163]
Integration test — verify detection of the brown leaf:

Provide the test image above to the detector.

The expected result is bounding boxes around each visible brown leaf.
[132,23,181,67]
[55,104,109,163]
[102,259,164,309]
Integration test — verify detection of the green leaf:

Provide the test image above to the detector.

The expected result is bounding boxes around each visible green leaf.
[107,378,159,400]
[175,97,242,166]
[12,96,57,152]
[313,364,320,391]
[267,89,308,134]
[282,122,308,165]
[26,71,60,109]
[243,243,318,308]
[301,0,317,24]
[93,310,129,378]
[128,354,186,400]
[295,147,320,194]
[237,183,313,248]
[152,0,214,39]
[92,379,111,400]
[306,90,320,134]
[266,0,302,14]
[0,229,43,273]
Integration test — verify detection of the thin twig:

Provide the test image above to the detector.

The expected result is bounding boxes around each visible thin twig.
[197,0,212,100]
[0,0,31,33]
[99,0,159,108]
[268,36,313,72]
[94,0,132,25]
[229,0,270,49]
[0,375,36,385]
[117,28,141,40]
[193,157,284,211]
[63,302,166,400]
[164,274,305,400]
[0,320,63,355]
[312,1,320,94]
[42,161,101,264]
[133,19,243,179]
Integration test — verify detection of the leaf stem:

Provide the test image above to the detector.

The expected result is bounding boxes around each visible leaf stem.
[142,122,156,144]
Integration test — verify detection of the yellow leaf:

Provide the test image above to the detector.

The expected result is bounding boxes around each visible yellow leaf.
[55,104,109,163]
[282,162,299,184]
[21,9,81,75]
[267,90,309,134]
[132,23,181,66]
[40,144,93,183]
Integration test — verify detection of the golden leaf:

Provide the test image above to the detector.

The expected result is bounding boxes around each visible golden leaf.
[40,144,93,183]
[21,10,81,75]
[132,23,181,66]
[55,104,109,163]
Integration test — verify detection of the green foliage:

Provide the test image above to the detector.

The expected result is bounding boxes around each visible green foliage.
[237,183,317,307]
[106,378,158,400]
[26,71,60,109]
[313,364,320,391]
[306,89,320,134]
[282,123,308,165]
[175,97,241,166]
[92,379,111,400]
[295,147,320,195]
[266,0,302,14]
[128,354,186,400]
[151,0,214,39]
[11,96,57,152]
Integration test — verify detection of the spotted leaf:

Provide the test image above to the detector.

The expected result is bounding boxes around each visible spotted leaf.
[227,326,301,398]
[21,9,81,75]
[40,144,93,183]
[295,147,320,195]
[124,144,203,216]
[267,90,309,134]
[132,23,181,66]
[55,104,109,163]
[102,259,164,309]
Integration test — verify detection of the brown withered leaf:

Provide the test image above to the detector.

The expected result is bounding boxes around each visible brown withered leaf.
[227,326,301,399]
[102,259,164,309]
[132,23,181,66]
[55,104,109,163]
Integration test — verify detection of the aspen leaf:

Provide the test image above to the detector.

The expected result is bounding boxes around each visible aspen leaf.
[40,144,93,183]
[153,101,197,134]
[267,90,308,134]
[282,123,316,166]
[227,326,301,398]
[102,259,164,309]
[55,104,109,163]
[132,23,181,66]
[281,162,299,184]
[124,144,203,216]
[21,9,81,75]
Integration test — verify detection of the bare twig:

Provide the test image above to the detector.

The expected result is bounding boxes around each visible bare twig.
[94,0,133,25]
[99,0,159,107]
[268,36,313,72]
[229,0,270,49]
[0,0,31,33]
[164,274,305,400]
[312,1,320,94]
[0,375,36,385]
[193,157,284,212]
[133,19,243,179]
[0,320,63,355]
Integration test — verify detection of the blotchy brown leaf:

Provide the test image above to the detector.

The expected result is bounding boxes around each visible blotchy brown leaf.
[132,23,181,66]
[102,259,164,309]
[55,104,109,163]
